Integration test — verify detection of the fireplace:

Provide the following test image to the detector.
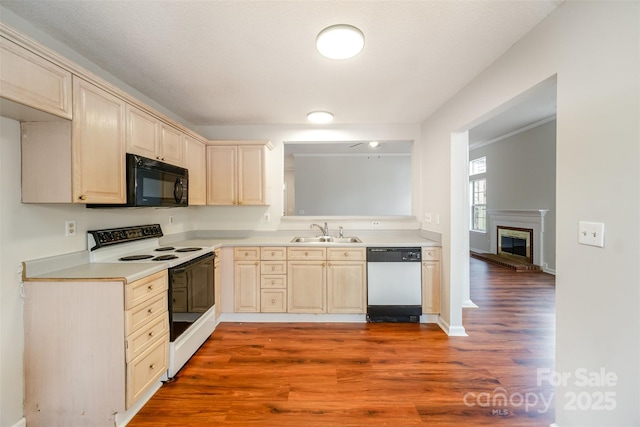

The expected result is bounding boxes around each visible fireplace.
[497,226,533,263]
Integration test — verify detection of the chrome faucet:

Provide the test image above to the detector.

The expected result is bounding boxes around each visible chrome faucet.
[310,222,329,236]
[338,226,344,237]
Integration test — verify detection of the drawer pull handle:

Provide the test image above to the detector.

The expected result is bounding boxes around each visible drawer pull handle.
[147,308,153,314]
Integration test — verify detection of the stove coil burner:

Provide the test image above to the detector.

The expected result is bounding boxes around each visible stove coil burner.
[175,247,202,252]
[153,254,179,261]
[119,254,154,261]
[155,247,175,252]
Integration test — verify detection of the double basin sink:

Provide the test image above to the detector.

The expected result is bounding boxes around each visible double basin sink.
[291,236,362,244]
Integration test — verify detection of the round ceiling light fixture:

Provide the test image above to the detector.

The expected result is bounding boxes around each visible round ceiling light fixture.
[307,111,334,124]
[368,141,380,148]
[316,24,364,59]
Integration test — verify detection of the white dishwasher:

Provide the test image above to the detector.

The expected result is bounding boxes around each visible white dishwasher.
[367,247,422,322]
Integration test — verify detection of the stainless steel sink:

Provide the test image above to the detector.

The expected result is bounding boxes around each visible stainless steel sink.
[290,236,362,243]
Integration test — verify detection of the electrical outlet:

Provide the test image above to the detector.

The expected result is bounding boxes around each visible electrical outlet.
[264,213,271,222]
[424,213,432,223]
[65,220,76,237]
[435,214,440,225]
[371,221,381,226]
[169,215,174,224]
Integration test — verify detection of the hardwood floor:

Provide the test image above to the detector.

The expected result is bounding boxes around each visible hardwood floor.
[129,258,556,426]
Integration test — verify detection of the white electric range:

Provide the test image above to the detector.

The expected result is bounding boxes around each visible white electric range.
[88,224,217,377]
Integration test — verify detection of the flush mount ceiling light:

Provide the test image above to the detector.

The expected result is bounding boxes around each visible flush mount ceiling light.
[316,24,364,59]
[368,141,380,148]
[307,111,334,124]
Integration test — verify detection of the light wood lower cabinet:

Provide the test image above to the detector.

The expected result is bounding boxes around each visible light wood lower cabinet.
[234,247,261,312]
[23,270,169,426]
[288,259,326,313]
[422,247,441,314]
[214,248,221,318]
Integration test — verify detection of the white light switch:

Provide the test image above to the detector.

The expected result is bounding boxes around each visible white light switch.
[578,221,605,248]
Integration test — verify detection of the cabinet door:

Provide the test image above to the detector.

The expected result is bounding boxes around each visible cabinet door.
[238,145,267,205]
[422,261,441,314]
[72,77,126,204]
[214,257,221,317]
[207,145,237,205]
[327,261,366,313]
[159,124,184,166]
[287,261,326,313]
[126,105,159,159]
[185,135,207,205]
[0,37,72,119]
[234,260,260,312]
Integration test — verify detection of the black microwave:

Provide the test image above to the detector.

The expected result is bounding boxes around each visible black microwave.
[88,154,188,208]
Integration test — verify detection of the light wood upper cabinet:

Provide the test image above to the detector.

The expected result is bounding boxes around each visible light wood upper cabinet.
[159,123,184,166]
[126,104,158,159]
[206,141,271,206]
[0,37,72,119]
[185,135,207,205]
[126,104,185,167]
[72,77,126,204]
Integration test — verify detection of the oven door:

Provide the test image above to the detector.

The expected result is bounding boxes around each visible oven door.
[168,252,215,341]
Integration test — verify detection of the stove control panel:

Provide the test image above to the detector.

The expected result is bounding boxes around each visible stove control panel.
[88,224,163,250]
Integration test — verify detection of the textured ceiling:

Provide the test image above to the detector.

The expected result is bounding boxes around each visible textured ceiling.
[1,0,561,127]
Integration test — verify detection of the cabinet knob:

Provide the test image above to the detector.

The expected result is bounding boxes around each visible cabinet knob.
[271,265,276,271]
[147,308,153,314]
[344,252,349,257]
[255,262,259,266]
[149,363,156,369]
[148,331,154,337]
[271,251,275,256]
[271,299,276,304]
[148,285,153,291]
[271,280,275,284]
[78,195,87,201]
[304,251,308,256]
[244,252,248,256]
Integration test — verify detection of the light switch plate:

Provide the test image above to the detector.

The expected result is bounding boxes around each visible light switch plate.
[578,221,604,248]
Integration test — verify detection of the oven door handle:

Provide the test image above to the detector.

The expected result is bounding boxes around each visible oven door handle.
[169,252,215,274]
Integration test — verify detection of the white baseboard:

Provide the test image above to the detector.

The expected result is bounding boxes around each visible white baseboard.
[115,381,162,427]
[462,299,478,308]
[219,312,367,323]
[437,317,468,336]
[10,417,26,427]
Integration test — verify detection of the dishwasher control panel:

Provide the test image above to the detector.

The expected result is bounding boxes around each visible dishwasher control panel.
[367,247,422,262]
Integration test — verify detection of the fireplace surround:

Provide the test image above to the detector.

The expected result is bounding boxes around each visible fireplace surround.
[488,209,548,267]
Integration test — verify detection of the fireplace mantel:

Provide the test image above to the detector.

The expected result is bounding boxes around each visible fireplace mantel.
[487,209,549,267]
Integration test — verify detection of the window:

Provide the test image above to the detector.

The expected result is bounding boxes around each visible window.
[469,156,486,175]
[470,156,486,232]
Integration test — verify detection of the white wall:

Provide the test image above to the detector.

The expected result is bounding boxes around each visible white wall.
[469,119,556,271]
[420,2,639,425]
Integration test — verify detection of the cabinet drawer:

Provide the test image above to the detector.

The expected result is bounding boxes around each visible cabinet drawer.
[327,247,366,261]
[422,247,441,260]
[261,261,286,275]
[125,270,168,309]
[261,247,286,260]
[260,289,287,312]
[261,275,287,289]
[126,332,169,409]
[287,247,326,261]
[125,293,168,334]
[125,313,169,363]
[234,247,260,260]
